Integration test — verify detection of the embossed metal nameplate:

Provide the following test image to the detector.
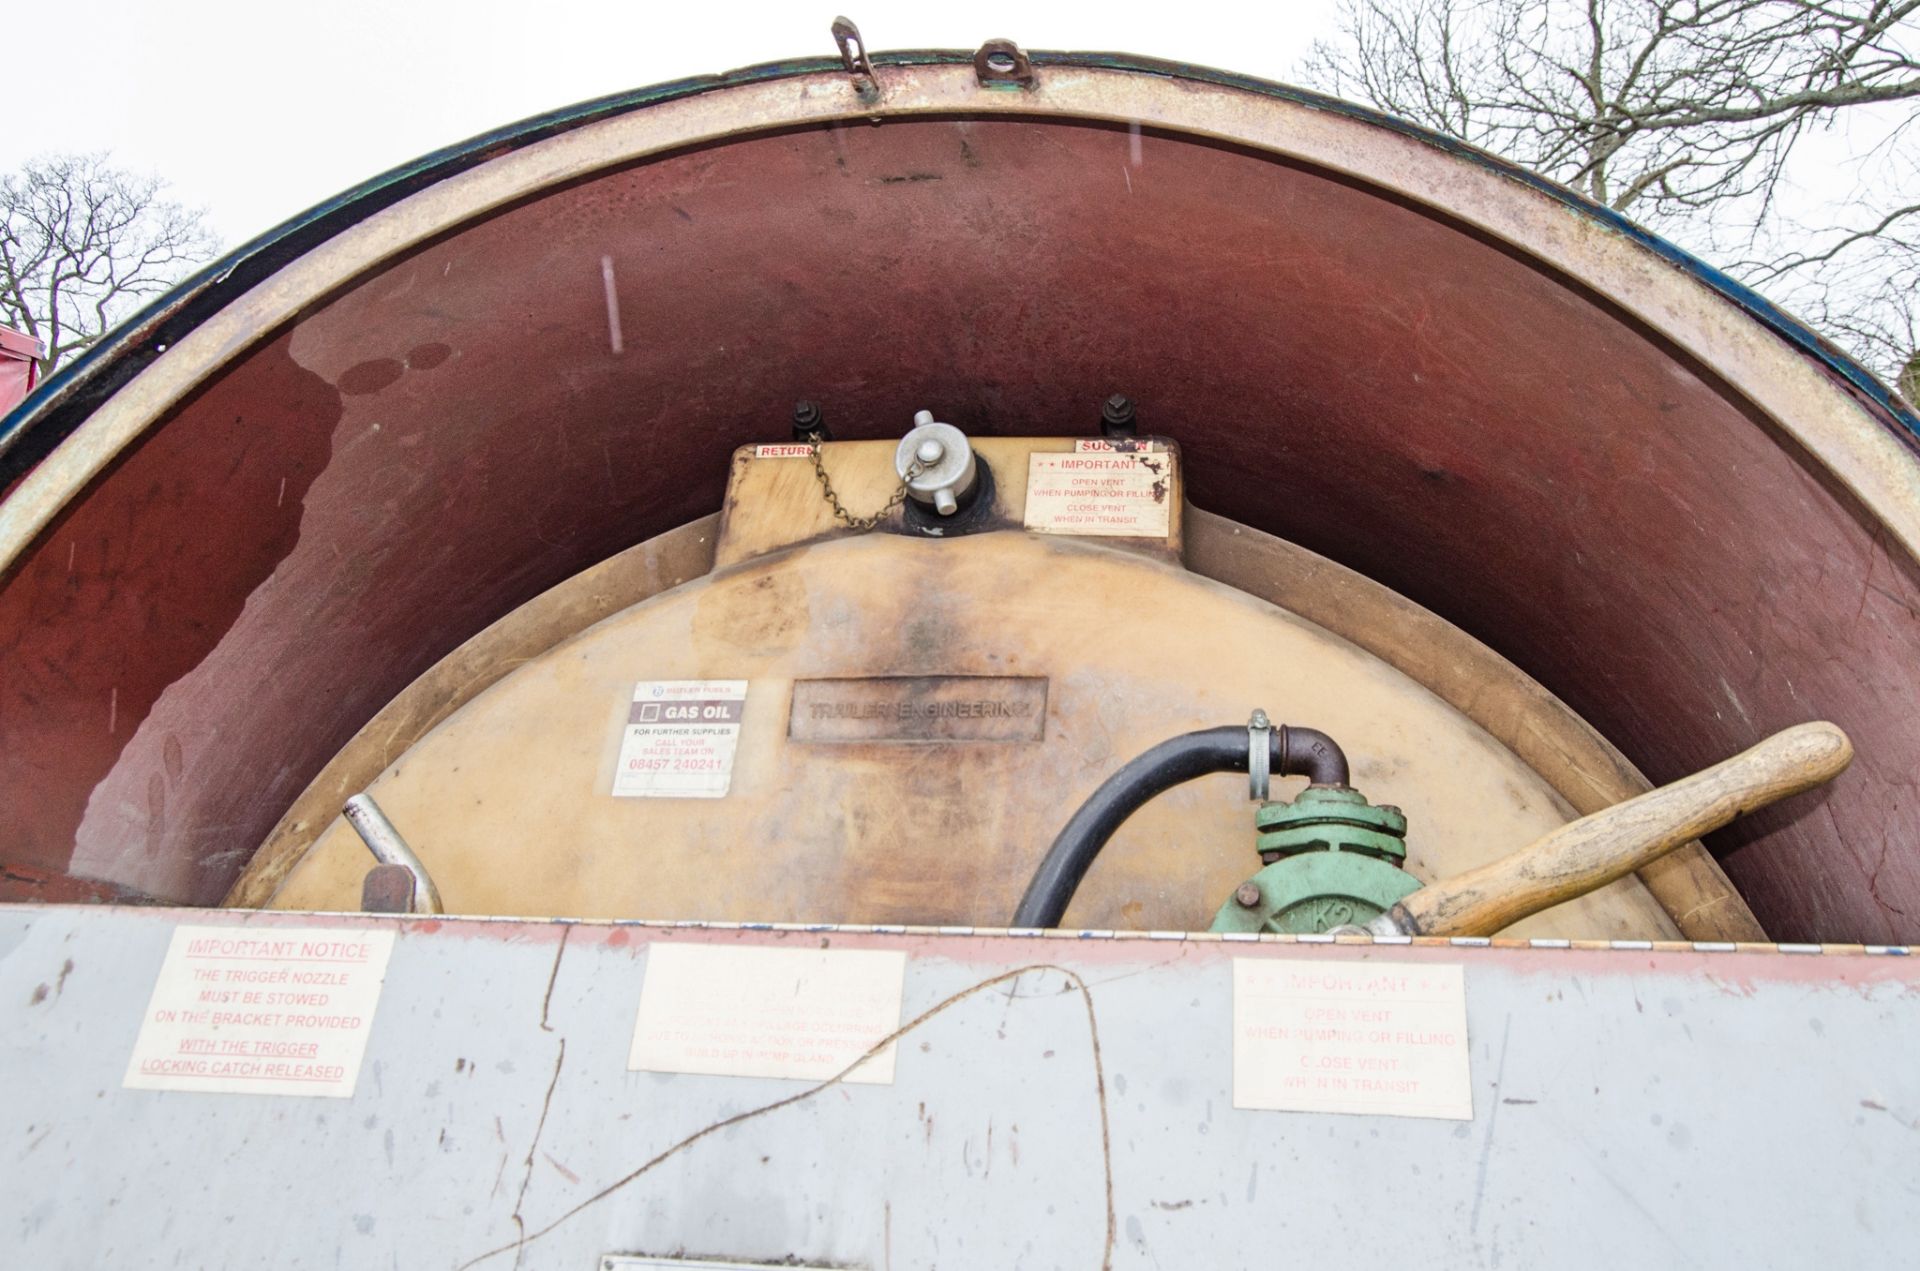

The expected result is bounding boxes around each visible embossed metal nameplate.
[789,676,1048,743]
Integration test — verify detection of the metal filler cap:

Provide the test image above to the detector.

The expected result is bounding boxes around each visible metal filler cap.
[895,410,978,516]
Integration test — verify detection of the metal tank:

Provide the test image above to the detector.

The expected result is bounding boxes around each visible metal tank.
[4,32,1920,1268]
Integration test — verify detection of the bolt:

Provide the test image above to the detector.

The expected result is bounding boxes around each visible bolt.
[1100,393,1137,438]
[1235,881,1263,909]
[792,399,827,442]
[916,438,946,465]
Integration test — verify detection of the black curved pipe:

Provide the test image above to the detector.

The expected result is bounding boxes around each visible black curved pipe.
[1012,724,1349,928]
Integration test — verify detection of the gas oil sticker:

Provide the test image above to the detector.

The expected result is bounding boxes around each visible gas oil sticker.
[1232,958,1473,1120]
[613,680,749,798]
[123,926,396,1098]
[1024,449,1174,538]
[628,943,907,1084]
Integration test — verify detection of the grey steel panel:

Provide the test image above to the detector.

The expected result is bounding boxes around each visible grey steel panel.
[4,906,1917,1269]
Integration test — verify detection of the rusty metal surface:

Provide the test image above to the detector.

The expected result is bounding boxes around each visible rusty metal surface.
[5,904,1919,1268]
[359,863,417,914]
[0,66,1918,939]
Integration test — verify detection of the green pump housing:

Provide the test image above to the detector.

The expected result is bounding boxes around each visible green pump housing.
[1209,785,1421,935]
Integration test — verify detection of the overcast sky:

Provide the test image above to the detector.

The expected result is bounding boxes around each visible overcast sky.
[6,1,1337,246]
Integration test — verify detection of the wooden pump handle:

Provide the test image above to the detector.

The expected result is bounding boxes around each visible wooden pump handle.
[1383,721,1853,938]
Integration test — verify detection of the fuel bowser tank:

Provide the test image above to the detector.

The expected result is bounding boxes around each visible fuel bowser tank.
[6,42,1919,942]
[249,429,1716,938]
[9,33,1920,1270]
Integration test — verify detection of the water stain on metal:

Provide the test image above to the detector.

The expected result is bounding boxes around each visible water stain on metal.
[691,568,811,656]
[338,359,405,396]
[406,342,452,371]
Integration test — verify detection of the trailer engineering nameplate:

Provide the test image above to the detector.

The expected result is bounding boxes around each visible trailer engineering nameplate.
[788,676,1048,743]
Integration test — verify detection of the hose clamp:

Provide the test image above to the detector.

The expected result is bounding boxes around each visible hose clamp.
[1248,708,1273,802]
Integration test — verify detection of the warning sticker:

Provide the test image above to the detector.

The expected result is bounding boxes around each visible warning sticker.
[1024,450,1174,538]
[613,680,749,798]
[1232,959,1473,1121]
[124,925,395,1098]
[752,444,814,458]
[1073,438,1164,453]
[629,943,907,1084]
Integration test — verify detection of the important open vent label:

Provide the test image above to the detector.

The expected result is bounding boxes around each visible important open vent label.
[124,926,395,1098]
[1024,448,1173,538]
[1232,958,1472,1120]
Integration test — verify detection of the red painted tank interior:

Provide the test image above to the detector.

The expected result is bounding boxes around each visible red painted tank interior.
[3,116,1917,941]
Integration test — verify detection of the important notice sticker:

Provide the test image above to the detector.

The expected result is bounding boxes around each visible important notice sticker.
[613,680,748,798]
[1233,959,1472,1120]
[124,926,395,1098]
[1024,449,1173,538]
[629,943,908,1084]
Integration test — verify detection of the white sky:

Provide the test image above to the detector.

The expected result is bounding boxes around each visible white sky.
[7,1,1337,246]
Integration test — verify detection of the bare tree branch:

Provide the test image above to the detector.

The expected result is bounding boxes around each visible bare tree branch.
[1300,0,1920,387]
[0,152,220,376]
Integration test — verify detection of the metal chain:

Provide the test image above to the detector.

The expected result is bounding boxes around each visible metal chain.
[804,432,922,531]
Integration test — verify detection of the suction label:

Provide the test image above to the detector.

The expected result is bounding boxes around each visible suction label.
[1024,449,1173,537]
[629,943,907,1084]
[123,925,396,1098]
[614,679,748,798]
[1232,958,1473,1121]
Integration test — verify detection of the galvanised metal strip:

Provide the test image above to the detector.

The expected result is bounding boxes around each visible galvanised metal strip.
[5,903,1917,1268]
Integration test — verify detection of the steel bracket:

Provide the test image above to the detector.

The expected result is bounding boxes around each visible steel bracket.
[975,39,1037,90]
[831,16,880,103]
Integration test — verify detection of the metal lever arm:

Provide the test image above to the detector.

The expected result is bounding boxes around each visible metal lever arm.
[1369,721,1853,938]
[343,794,445,915]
